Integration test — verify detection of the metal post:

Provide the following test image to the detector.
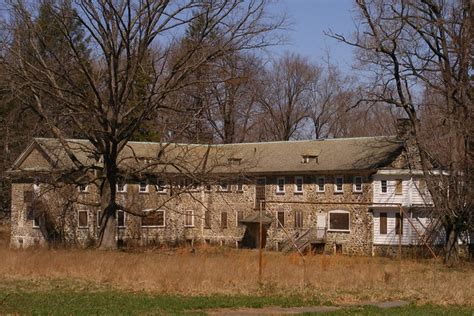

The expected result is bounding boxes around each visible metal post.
[259,200,263,284]
[398,205,402,261]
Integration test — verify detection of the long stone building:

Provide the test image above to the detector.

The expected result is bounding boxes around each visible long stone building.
[8,124,441,256]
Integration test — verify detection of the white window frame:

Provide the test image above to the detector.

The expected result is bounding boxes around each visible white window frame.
[155,179,167,193]
[353,176,363,193]
[139,180,149,193]
[276,177,285,193]
[334,176,344,193]
[294,176,303,193]
[116,183,127,193]
[116,210,126,228]
[236,181,244,192]
[78,210,89,229]
[78,184,88,193]
[32,216,40,228]
[141,209,166,228]
[316,176,325,192]
[328,210,350,232]
[184,210,194,227]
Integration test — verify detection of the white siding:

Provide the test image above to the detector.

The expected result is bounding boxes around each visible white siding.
[373,210,443,245]
[373,173,433,206]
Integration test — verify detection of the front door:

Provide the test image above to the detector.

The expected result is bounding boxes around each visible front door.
[316,213,327,239]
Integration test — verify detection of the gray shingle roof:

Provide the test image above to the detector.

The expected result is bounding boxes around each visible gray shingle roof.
[13,136,403,174]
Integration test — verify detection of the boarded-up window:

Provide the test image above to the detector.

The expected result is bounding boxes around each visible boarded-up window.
[237,211,244,227]
[395,179,403,195]
[277,211,285,228]
[379,212,387,234]
[418,179,426,194]
[78,210,88,228]
[24,190,34,203]
[329,212,350,231]
[204,211,211,228]
[117,210,126,227]
[395,213,403,235]
[221,212,228,229]
[184,210,194,227]
[294,210,303,228]
[142,210,165,227]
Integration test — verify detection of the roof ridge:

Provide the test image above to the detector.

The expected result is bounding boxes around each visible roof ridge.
[34,135,399,147]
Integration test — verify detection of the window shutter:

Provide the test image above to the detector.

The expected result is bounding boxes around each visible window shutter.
[379,212,387,234]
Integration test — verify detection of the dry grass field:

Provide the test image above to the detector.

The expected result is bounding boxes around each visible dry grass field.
[0,225,472,308]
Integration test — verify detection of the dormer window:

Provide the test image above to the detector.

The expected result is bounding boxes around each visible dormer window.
[301,155,318,164]
[228,158,242,166]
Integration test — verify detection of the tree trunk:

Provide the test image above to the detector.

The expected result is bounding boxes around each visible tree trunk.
[98,155,118,250]
[444,224,459,266]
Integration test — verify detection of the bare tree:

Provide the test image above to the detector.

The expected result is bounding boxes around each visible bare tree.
[330,0,472,264]
[257,53,319,141]
[2,0,284,249]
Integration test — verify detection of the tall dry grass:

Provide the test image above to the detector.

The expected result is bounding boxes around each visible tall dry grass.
[0,223,472,306]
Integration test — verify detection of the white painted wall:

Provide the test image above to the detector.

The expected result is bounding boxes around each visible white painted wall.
[373,172,433,206]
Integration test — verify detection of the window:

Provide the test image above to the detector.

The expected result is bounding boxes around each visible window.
[78,184,88,193]
[294,210,303,228]
[302,155,317,164]
[97,210,102,227]
[236,181,244,192]
[117,210,126,228]
[381,180,387,193]
[205,185,212,192]
[395,179,403,195]
[276,177,285,193]
[317,177,325,192]
[24,190,34,203]
[295,176,303,193]
[221,212,228,229]
[395,213,403,235]
[219,182,229,191]
[139,180,148,193]
[204,211,211,228]
[32,216,40,228]
[155,179,166,193]
[277,211,285,228]
[379,212,387,234]
[78,210,88,228]
[328,211,350,231]
[142,210,165,227]
[334,176,344,193]
[184,210,194,227]
[116,181,127,193]
[418,179,426,194]
[353,176,363,192]
[237,211,244,227]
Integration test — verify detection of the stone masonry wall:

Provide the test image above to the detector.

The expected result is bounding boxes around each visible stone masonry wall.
[11,171,375,255]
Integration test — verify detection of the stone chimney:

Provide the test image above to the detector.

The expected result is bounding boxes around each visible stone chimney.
[396,118,412,140]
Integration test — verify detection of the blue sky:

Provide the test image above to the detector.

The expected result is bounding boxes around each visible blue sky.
[267,0,357,71]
